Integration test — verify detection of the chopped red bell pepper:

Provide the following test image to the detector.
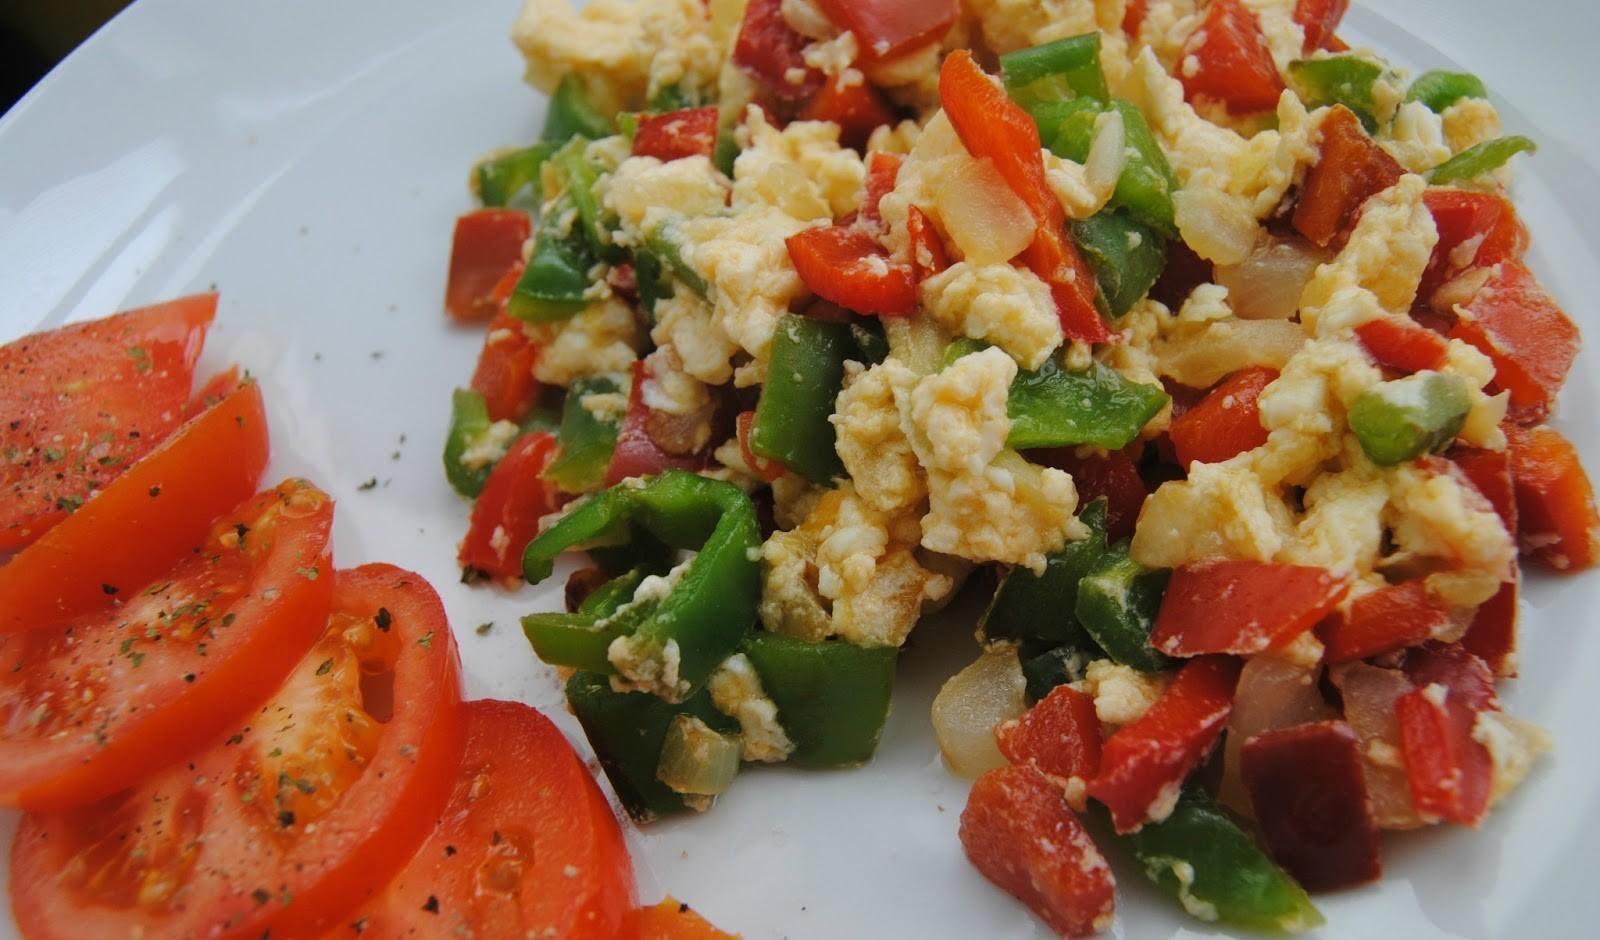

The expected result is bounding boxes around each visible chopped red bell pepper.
[471,304,543,424]
[961,765,1117,938]
[1449,261,1579,422]
[736,410,786,483]
[1450,444,1517,529]
[1241,719,1381,892]
[814,0,958,64]
[1292,0,1351,54]
[1320,580,1451,664]
[939,51,1110,343]
[786,224,918,315]
[1123,0,1150,39]
[1031,447,1147,542]
[1461,577,1519,678]
[604,360,707,487]
[1506,425,1600,572]
[1151,560,1351,657]
[446,209,532,322]
[1168,366,1277,469]
[1356,317,1450,375]
[1089,655,1242,833]
[1179,0,1287,114]
[460,432,561,580]
[860,151,904,226]
[733,0,821,101]
[906,205,951,282]
[1292,106,1405,248]
[633,107,720,162]
[1395,644,1497,826]
[798,75,897,150]
[1420,188,1528,299]
[996,685,1103,783]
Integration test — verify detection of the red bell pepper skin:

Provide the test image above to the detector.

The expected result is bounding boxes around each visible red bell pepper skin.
[733,0,820,101]
[1179,0,1286,114]
[939,51,1110,344]
[1151,560,1351,657]
[1420,188,1528,299]
[1356,318,1450,375]
[1241,720,1381,892]
[1089,655,1242,833]
[814,0,958,64]
[1506,425,1600,572]
[1168,367,1277,469]
[1123,0,1150,39]
[786,224,918,315]
[1450,444,1517,529]
[906,206,951,282]
[604,360,706,487]
[1292,106,1405,248]
[446,209,532,322]
[860,151,904,226]
[1320,580,1451,664]
[1450,261,1579,423]
[1292,0,1351,54]
[798,75,897,150]
[735,410,786,483]
[996,686,1103,783]
[1395,644,1498,826]
[633,107,720,162]
[1032,447,1146,542]
[961,765,1117,938]
[460,432,561,580]
[471,303,543,424]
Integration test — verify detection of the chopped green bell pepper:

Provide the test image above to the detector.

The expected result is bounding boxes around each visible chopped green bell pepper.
[1008,358,1169,451]
[1001,32,1110,108]
[1427,135,1537,185]
[1048,99,1178,236]
[474,142,559,208]
[644,224,709,300]
[1405,70,1488,113]
[1021,642,1097,703]
[1287,56,1385,132]
[979,499,1111,647]
[741,634,897,769]
[1348,371,1472,466]
[750,314,852,484]
[714,126,740,177]
[1070,209,1168,317]
[647,81,701,113]
[1099,790,1324,932]
[632,243,673,320]
[554,141,624,262]
[542,376,625,493]
[543,73,615,144]
[506,193,594,323]
[1074,541,1176,674]
[525,564,659,673]
[442,388,498,498]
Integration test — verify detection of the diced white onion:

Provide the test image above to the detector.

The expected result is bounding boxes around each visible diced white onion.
[936,157,1038,266]
[1215,238,1330,321]
[931,645,1028,778]
[1174,186,1259,266]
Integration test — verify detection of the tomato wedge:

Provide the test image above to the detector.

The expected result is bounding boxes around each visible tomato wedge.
[1167,367,1278,469]
[325,699,633,940]
[446,209,532,322]
[1,293,216,551]
[459,432,562,580]
[786,224,918,315]
[1179,0,1286,114]
[0,381,271,634]
[11,564,465,940]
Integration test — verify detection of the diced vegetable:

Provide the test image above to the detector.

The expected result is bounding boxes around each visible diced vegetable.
[543,73,615,144]
[657,715,743,797]
[1428,136,1537,185]
[735,411,785,482]
[1420,188,1527,298]
[471,303,544,424]
[1287,56,1384,131]
[1001,32,1110,108]
[1218,658,1335,815]
[906,205,952,281]
[1356,317,1450,374]
[1294,0,1351,53]
[797,75,896,149]
[554,141,617,259]
[742,634,898,768]
[786,225,917,316]
[1348,371,1472,466]
[1046,99,1178,239]
[1507,425,1600,572]
[1330,662,1423,829]
[1450,261,1578,421]
[933,645,1029,778]
[1292,105,1405,247]
[1022,644,1097,702]
[1008,358,1170,451]
[1032,449,1147,542]
[1451,445,1522,673]
[936,156,1039,266]
[861,151,904,226]
[980,499,1109,647]
[1168,367,1277,468]
[1069,209,1167,317]
[1405,69,1489,113]
[814,0,959,63]
[633,107,720,162]
[646,224,711,300]
[604,360,705,487]
[1321,580,1451,663]
[443,388,499,498]
[1152,560,1350,657]
[543,376,625,493]
[460,432,562,580]
[750,314,853,484]
[1214,238,1327,320]
[1395,644,1498,826]
[638,897,741,940]
[732,0,819,100]
[507,194,594,322]
[474,142,558,207]
[1178,0,1286,114]
[1074,543,1176,674]
[996,685,1103,782]
[445,209,532,321]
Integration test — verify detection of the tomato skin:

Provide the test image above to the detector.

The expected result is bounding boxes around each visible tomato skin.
[1168,367,1278,469]
[814,0,957,63]
[786,224,918,315]
[459,432,562,580]
[1,293,216,551]
[1151,560,1350,657]
[471,304,542,424]
[0,381,270,635]
[1292,106,1404,248]
[996,685,1102,782]
[1506,425,1600,571]
[1180,0,1286,114]
[446,209,532,322]
[633,107,720,162]
[326,700,634,940]
[1450,261,1578,422]
[639,898,740,940]
[1292,0,1351,53]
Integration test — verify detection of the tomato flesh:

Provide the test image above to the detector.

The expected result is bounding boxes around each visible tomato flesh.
[814,0,957,63]
[1356,318,1450,375]
[860,151,904,227]
[471,300,543,424]
[906,205,951,282]
[1151,559,1350,657]
[733,0,820,100]
[1292,106,1405,248]
[1180,0,1287,114]
[1168,367,1278,469]
[1292,0,1351,53]
[639,898,740,939]
[634,107,720,162]
[1320,580,1451,664]
[1506,425,1600,571]
[1420,188,1527,298]
[459,432,562,580]
[1395,644,1497,826]
[996,685,1102,782]
[446,210,532,322]
[799,75,896,150]
[786,224,918,316]
[1450,261,1579,422]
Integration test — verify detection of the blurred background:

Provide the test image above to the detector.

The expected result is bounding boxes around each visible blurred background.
[2,0,133,114]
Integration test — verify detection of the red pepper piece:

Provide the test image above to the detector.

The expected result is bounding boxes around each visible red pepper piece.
[1450,444,1517,530]
[1506,425,1600,571]
[604,361,706,487]
[1292,106,1405,248]
[471,306,543,424]
[1320,580,1451,664]
[939,50,1110,343]
[1031,447,1147,542]
[1123,0,1150,38]
[1420,188,1528,299]
[460,432,561,580]
[1356,317,1450,375]
[1241,719,1382,892]
[798,74,896,150]
[1151,560,1351,657]
[860,151,904,226]
[1292,0,1351,53]
[446,209,532,322]
[1179,0,1287,114]
[1450,261,1579,422]
[633,107,720,162]
[906,205,951,282]
[961,765,1117,937]
[786,224,918,315]
[736,410,786,483]
[1461,577,1519,678]
[1089,655,1242,833]
[1149,238,1215,310]
[733,0,821,100]
[1395,644,1497,826]
[814,0,958,64]
[1168,366,1277,469]
[996,686,1103,782]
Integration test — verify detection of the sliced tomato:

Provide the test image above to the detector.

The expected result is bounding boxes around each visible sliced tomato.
[786,224,917,315]
[1179,0,1286,114]
[460,432,561,580]
[1450,261,1579,421]
[906,205,952,281]
[1151,560,1350,657]
[605,360,707,486]
[325,699,632,940]
[0,381,271,635]
[733,0,820,100]
[1168,367,1277,469]
[471,305,542,425]
[1356,317,1450,375]
[1320,580,1452,664]
[1,293,215,552]
[938,51,1110,343]
[182,366,243,420]
[634,107,720,162]
[446,210,532,322]
[961,764,1116,938]
[639,898,740,940]
[1292,106,1405,248]
[996,685,1102,783]
[1292,0,1351,53]
[1089,655,1241,833]
[1506,425,1600,571]
[1395,644,1497,826]
[11,565,465,939]
[798,75,896,150]
[0,479,333,811]
[814,0,957,63]
[1420,188,1528,299]
[736,411,786,482]
[1032,447,1146,542]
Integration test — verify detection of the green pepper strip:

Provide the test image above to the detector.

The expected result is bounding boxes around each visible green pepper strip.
[543,73,616,144]
[1427,135,1537,185]
[1021,643,1097,703]
[742,634,898,769]
[849,316,890,366]
[554,141,623,262]
[632,245,673,321]
[1070,209,1168,318]
[1046,99,1178,236]
[475,143,559,208]
[442,388,496,498]
[506,193,594,323]
[1001,32,1110,108]
[1007,357,1169,451]
[523,471,760,695]
[1347,370,1472,466]
[980,499,1111,647]
[750,314,852,484]
[524,566,661,675]
[1405,69,1488,113]
[644,224,709,300]
[1287,56,1385,132]
[1074,541,1177,674]
[1096,791,1324,932]
[542,376,625,493]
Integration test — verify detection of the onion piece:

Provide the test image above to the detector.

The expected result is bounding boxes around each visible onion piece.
[936,156,1038,266]
[1173,186,1259,266]
[1215,238,1331,321]
[1329,662,1424,830]
[657,715,743,797]
[1218,657,1336,816]
[932,645,1028,778]
[1156,319,1306,389]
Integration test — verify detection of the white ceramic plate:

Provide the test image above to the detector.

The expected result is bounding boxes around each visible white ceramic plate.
[1,2,1596,937]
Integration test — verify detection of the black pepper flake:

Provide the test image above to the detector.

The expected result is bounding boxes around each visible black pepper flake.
[148,485,162,497]
[351,919,367,935]
[183,673,196,683]
[251,888,272,906]
[421,895,439,914]
[374,607,392,632]
[315,659,333,676]
[444,845,457,857]
[278,810,296,828]
[357,478,377,492]
[680,902,691,913]
[102,584,119,595]
[475,622,493,637]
